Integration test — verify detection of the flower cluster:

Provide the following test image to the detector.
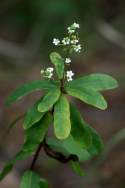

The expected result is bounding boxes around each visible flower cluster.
[41,67,54,79]
[41,23,82,82]
[40,66,75,82]
[52,22,82,53]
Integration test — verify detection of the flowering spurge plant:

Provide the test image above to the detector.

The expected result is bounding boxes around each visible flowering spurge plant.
[0,23,118,187]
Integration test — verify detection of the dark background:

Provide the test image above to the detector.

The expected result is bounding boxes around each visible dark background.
[0,0,125,187]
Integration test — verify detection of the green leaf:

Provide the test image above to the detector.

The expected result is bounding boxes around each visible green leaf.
[47,135,91,162]
[6,113,25,134]
[39,178,48,188]
[0,113,52,181]
[65,87,107,110]
[54,95,71,139]
[38,89,61,112]
[69,161,85,176]
[20,170,39,188]
[50,52,64,79]
[0,150,33,181]
[66,73,118,91]
[23,98,45,130]
[86,125,104,156]
[0,163,13,181]
[6,80,59,106]
[20,170,48,188]
[70,104,92,148]
[23,112,52,151]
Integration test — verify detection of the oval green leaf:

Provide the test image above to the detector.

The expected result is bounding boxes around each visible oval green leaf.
[20,170,40,188]
[20,170,48,188]
[66,73,118,91]
[38,89,61,112]
[0,149,35,182]
[65,87,107,110]
[6,80,59,106]
[23,112,52,152]
[23,98,45,130]
[47,135,91,162]
[50,52,64,79]
[70,104,92,148]
[86,125,104,156]
[54,95,71,139]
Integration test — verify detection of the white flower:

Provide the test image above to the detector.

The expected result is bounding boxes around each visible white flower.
[62,37,70,45]
[67,27,75,34]
[46,67,54,73]
[66,70,74,81]
[74,44,82,53]
[65,58,71,64]
[67,23,80,34]
[67,77,73,82]
[40,69,44,75]
[43,67,54,79]
[71,39,79,44]
[47,72,53,78]
[72,22,80,28]
[67,70,74,77]
[53,38,60,46]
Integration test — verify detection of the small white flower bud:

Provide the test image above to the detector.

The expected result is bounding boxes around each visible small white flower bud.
[53,38,60,46]
[62,37,70,45]
[74,44,82,53]
[72,22,80,28]
[65,58,71,64]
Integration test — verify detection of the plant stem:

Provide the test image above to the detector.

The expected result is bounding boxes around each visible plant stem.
[43,138,78,163]
[30,142,43,170]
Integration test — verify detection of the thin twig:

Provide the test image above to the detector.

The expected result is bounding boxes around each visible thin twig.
[30,142,43,170]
